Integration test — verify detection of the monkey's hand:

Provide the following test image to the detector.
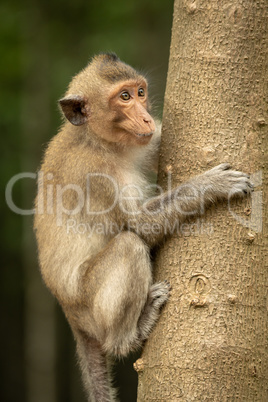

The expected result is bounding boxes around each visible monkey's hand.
[135,163,254,248]
[199,163,254,200]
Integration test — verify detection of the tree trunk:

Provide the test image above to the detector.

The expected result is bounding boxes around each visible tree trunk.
[137,0,268,400]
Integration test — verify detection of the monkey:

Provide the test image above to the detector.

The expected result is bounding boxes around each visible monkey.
[34,53,253,402]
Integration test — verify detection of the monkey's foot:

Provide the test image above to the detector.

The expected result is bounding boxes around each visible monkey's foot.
[149,280,171,309]
[137,281,171,341]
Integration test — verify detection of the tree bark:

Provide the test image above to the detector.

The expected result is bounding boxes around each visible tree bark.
[137,0,268,400]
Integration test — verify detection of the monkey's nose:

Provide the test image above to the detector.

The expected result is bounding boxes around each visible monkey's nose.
[143,117,155,132]
[143,117,152,123]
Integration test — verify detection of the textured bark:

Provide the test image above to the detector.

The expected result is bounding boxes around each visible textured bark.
[137,0,267,400]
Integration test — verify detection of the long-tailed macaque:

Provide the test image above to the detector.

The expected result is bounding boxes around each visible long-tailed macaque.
[34,53,253,401]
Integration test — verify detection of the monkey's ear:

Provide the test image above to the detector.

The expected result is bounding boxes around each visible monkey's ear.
[59,95,89,126]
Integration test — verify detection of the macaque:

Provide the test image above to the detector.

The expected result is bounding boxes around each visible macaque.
[34,53,253,401]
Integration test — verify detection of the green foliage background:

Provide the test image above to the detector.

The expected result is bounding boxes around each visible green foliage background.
[1,1,173,401]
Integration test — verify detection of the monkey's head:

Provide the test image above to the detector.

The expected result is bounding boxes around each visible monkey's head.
[59,53,156,146]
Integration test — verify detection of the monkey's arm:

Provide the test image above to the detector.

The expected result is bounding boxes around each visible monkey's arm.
[130,163,253,247]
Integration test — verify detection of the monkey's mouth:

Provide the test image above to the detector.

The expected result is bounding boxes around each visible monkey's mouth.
[135,132,153,138]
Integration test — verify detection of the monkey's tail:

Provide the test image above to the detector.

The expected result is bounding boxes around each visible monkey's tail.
[75,330,117,402]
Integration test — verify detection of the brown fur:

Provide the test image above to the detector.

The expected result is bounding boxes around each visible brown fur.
[34,53,253,401]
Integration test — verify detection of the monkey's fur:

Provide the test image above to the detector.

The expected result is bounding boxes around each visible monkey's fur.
[34,53,253,401]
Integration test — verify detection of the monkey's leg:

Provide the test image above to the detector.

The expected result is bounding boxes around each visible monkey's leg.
[71,231,171,401]
[76,231,161,351]
[71,231,154,401]
[88,231,154,357]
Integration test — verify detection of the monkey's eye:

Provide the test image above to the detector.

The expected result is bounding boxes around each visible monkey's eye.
[138,88,145,97]
[120,92,131,101]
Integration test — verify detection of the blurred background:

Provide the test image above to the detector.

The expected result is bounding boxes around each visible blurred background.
[1,0,173,401]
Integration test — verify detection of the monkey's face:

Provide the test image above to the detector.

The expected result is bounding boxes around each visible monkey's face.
[60,79,156,147]
[106,79,156,146]
[59,79,155,147]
